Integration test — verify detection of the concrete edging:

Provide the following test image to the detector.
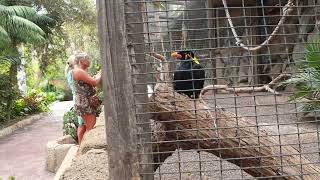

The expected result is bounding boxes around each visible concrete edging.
[54,145,78,180]
[0,113,47,139]
[46,135,77,173]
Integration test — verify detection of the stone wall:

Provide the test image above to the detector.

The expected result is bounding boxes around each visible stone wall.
[57,113,108,180]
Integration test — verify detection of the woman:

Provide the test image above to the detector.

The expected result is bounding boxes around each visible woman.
[72,53,102,134]
[65,55,86,145]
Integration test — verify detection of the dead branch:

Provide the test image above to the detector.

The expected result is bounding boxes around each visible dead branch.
[200,73,292,98]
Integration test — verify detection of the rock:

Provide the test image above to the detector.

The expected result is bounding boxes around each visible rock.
[79,114,107,155]
[59,149,109,180]
[95,111,105,127]
[46,135,77,172]
[54,145,78,180]
[292,43,306,63]
[307,28,320,43]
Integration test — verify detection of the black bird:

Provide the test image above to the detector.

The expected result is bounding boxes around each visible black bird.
[171,50,205,99]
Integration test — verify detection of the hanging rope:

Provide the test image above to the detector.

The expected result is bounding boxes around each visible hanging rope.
[222,0,294,51]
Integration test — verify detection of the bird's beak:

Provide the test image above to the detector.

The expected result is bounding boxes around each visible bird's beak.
[171,51,182,59]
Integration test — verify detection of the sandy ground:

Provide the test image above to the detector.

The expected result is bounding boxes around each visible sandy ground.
[153,92,320,180]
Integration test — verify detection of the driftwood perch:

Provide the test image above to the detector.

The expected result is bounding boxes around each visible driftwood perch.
[149,83,320,179]
[200,73,292,97]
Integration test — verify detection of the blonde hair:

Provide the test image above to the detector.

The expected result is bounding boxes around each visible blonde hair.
[65,55,76,77]
[75,52,91,64]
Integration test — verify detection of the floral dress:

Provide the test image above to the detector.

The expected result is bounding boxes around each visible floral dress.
[73,79,98,116]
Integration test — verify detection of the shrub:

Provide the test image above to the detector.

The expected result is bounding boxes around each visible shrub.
[282,38,320,114]
[23,93,47,113]
[11,93,49,119]
[63,108,79,141]
[0,73,19,122]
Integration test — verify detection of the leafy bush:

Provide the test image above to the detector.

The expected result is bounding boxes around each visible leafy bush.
[282,38,320,113]
[23,93,48,113]
[0,73,19,122]
[63,108,79,141]
[12,92,49,117]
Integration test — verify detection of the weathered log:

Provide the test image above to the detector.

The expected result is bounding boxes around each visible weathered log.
[149,83,320,179]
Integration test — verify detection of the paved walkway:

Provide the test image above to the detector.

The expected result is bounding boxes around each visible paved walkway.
[0,101,73,180]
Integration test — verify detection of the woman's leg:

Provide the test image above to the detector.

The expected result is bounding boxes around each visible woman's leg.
[77,125,86,144]
[77,115,95,156]
[82,114,96,131]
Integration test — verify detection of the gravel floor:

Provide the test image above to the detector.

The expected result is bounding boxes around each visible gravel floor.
[154,92,320,180]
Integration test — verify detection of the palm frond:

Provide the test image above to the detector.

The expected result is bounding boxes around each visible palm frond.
[306,39,320,70]
[5,15,45,42]
[32,14,55,25]
[282,70,312,86]
[0,55,19,65]
[297,101,320,114]
[0,25,11,45]
[0,4,11,16]
[32,14,55,34]
[5,5,38,20]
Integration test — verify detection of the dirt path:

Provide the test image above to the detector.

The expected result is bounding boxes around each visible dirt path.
[0,101,73,180]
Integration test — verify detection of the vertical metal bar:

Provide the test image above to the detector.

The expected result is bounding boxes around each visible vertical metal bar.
[208,0,217,86]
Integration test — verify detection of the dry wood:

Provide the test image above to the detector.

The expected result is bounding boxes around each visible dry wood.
[147,49,316,179]
[209,0,279,7]
[149,83,320,179]
[200,73,292,98]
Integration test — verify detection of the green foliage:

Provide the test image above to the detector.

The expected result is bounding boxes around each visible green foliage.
[23,92,48,112]
[11,92,49,117]
[0,71,19,121]
[63,108,79,141]
[282,38,320,113]
[8,176,15,180]
[0,3,54,125]
[0,69,50,122]
[0,4,51,45]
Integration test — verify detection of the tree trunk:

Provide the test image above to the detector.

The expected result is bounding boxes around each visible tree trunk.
[7,63,18,120]
[149,83,320,179]
[34,43,49,89]
[17,44,27,96]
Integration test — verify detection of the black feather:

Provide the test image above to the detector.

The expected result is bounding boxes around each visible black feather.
[173,51,205,99]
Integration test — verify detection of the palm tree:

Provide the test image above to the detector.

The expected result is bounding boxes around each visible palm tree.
[0,4,54,61]
[282,38,320,114]
[0,3,53,118]
[0,4,48,44]
[0,4,54,95]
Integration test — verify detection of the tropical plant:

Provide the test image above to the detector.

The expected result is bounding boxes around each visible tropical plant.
[63,108,79,141]
[0,4,51,45]
[0,2,54,122]
[0,72,19,121]
[0,2,54,69]
[282,38,320,114]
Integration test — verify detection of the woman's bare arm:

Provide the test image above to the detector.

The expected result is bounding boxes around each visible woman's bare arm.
[73,68,101,86]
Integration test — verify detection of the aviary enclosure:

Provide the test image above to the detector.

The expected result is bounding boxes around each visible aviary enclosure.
[97,0,320,179]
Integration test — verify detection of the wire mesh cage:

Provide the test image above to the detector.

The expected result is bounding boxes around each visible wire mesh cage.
[119,0,320,179]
